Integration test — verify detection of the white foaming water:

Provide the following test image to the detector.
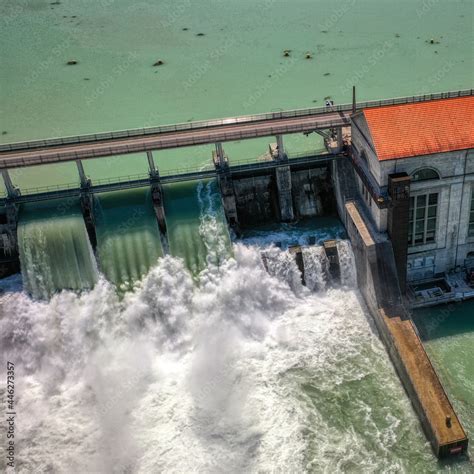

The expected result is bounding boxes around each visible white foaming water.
[197,180,231,275]
[260,246,304,295]
[337,239,357,288]
[0,236,436,473]
[302,246,330,292]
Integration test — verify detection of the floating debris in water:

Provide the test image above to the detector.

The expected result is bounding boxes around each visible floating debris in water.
[395,33,400,38]
[182,27,189,31]
[83,77,90,81]
[196,33,205,37]
[1,131,7,135]
[321,30,328,33]
[66,60,78,65]
[153,60,165,67]
[305,52,312,59]
[323,72,330,76]
[283,49,291,57]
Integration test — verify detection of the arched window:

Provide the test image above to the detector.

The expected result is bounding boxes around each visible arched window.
[411,168,440,182]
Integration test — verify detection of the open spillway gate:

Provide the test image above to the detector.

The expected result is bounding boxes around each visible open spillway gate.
[0,147,338,278]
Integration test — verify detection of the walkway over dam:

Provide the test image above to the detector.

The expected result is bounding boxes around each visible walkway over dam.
[0,89,471,170]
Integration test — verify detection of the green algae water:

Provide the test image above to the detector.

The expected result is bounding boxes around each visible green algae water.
[163,179,231,274]
[94,188,163,291]
[17,199,98,299]
[1,0,473,471]
[1,0,473,190]
[413,302,474,463]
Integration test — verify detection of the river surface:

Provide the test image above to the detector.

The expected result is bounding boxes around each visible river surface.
[1,0,472,192]
[0,0,473,472]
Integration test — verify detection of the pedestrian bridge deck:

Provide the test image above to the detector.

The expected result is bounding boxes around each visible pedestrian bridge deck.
[1,89,471,170]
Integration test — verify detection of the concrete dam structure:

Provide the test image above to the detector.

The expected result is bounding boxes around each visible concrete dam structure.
[1,89,472,459]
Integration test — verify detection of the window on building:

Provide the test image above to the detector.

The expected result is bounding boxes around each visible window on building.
[469,193,474,237]
[408,193,438,246]
[411,168,440,182]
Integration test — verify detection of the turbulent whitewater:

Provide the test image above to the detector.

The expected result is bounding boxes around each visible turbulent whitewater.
[0,235,438,472]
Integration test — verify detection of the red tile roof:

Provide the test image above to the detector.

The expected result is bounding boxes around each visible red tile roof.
[363,96,474,161]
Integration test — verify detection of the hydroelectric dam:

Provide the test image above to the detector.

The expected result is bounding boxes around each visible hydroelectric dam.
[1,89,472,460]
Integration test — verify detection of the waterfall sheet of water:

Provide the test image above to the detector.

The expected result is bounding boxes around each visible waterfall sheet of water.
[302,246,330,292]
[163,179,231,275]
[17,200,98,299]
[337,240,357,288]
[94,188,163,292]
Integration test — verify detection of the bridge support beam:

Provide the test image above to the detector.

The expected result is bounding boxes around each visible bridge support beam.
[325,128,344,155]
[276,135,285,160]
[218,172,239,232]
[212,144,239,232]
[76,160,91,188]
[0,203,20,278]
[337,128,343,150]
[151,178,167,236]
[273,137,294,221]
[274,164,294,222]
[76,160,96,248]
[146,151,159,178]
[215,142,226,167]
[80,193,97,250]
[1,170,19,198]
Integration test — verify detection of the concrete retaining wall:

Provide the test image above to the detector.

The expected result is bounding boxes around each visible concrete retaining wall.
[345,200,468,458]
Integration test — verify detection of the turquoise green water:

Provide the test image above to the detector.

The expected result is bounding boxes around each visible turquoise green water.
[17,199,98,299]
[94,188,163,291]
[1,0,473,470]
[1,0,472,191]
[163,179,231,274]
[412,302,474,462]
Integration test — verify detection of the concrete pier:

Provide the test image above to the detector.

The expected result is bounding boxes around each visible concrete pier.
[345,200,468,458]
[213,146,240,231]
[151,179,167,235]
[0,203,19,278]
[76,160,91,188]
[275,163,294,222]
[80,193,97,249]
[1,170,19,198]
[289,245,305,285]
[272,137,294,222]
[323,239,341,282]
[146,151,158,178]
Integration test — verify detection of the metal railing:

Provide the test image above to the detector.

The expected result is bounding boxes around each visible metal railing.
[0,120,347,168]
[0,150,335,204]
[1,89,471,153]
